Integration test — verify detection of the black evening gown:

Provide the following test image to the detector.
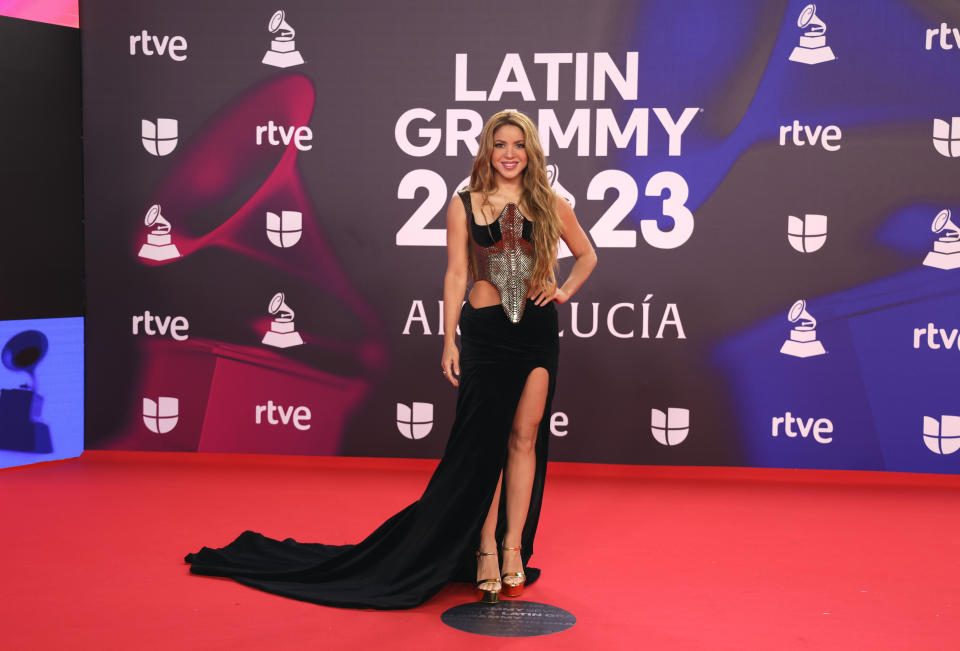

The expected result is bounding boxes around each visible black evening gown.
[185,299,559,609]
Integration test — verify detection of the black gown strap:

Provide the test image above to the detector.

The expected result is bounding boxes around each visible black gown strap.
[457,189,474,224]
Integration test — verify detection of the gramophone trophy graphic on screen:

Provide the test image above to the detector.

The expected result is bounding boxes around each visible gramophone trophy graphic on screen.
[261,292,304,348]
[137,204,181,261]
[262,10,304,68]
[922,209,960,270]
[780,299,827,358]
[789,4,836,65]
[0,330,52,453]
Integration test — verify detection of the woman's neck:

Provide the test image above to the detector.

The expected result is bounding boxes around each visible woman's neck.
[493,176,524,201]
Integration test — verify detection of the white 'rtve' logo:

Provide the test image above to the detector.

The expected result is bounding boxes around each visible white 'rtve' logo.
[788,214,828,253]
[143,397,179,434]
[650,408,689,446]
[129,31,187,61]
[926,24,960,51]
[142,118,178,156]
[922,415,960,455]
[266,211,302,248]
[397,402,433,439]
[933,118,960,158]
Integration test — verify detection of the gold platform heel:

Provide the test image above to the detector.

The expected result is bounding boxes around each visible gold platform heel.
[476,550,501,604]
[500,544,526,598]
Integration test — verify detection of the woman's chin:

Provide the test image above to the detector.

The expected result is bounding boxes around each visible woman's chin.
[495,169,524,182]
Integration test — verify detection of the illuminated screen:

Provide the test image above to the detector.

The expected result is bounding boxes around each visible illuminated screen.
[0,317,83,469]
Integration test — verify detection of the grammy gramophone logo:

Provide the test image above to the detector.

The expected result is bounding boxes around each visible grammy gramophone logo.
[261,292,304,348]
[780,299,826,358]
[262,10,304,68]
[547,164,578,259]
[0,330,52,453]
[788,4,836,65]
[922,209,960,270]
[138,204,181,262]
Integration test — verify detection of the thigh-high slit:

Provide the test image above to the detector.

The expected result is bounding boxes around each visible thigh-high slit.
[184,299,559,610]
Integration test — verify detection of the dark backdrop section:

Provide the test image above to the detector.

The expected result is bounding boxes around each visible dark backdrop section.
[0,15,84,469]
[81,0,960,473]
[0,16,83,319]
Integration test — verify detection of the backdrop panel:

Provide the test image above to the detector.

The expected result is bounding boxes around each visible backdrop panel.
[81,0,960,472]
[1,15,84,469]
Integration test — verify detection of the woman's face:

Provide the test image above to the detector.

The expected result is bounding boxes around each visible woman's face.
[490,124,527,183]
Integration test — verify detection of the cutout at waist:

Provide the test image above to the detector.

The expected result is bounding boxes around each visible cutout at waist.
[467,280,502,309]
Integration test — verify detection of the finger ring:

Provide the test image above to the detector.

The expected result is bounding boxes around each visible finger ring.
[441,370,447,375]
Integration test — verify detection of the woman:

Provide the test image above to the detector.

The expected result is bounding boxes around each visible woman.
[185,110,596,609]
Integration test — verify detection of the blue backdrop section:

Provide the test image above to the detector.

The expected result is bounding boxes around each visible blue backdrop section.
[629,0,960,471]
[0,318,84,469]
[625,0,960,218]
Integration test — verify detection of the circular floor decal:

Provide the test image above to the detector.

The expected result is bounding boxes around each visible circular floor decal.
[441,600,576,637]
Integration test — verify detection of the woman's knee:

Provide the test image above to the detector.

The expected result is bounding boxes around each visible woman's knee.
[509,424,538,454]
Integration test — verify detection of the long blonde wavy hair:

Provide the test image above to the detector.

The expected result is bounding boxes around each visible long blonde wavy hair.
[468,110,561,292]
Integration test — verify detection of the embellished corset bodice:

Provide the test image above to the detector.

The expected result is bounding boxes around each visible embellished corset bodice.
[458,189,535,324]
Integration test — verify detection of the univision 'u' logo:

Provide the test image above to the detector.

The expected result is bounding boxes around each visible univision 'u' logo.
[396,402,433,440]
[650,408,689,446]
[141,118,178,156]
[923,415,960,455]
[266,211,303,248]
[788,214,827,253]
[143,397,179,434]
[933,118,960,158]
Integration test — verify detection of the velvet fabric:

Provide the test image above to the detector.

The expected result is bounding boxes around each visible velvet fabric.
[185,299,559,609]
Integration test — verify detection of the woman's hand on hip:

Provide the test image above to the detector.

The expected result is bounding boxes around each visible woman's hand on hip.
[529,281,569,306]
[441,342,460,387]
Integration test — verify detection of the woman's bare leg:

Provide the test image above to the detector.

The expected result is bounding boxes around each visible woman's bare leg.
[477,470,503,590]
[502,367,549,584]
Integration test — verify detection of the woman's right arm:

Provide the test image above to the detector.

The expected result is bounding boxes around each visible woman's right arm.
[441,194,469,387]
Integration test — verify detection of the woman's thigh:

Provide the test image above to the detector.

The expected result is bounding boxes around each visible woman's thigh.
[510,367,550,443]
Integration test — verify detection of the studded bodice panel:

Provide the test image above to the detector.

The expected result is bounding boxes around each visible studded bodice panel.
[458,190,535,324]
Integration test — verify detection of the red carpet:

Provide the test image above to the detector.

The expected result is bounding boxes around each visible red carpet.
[1,451,958,650]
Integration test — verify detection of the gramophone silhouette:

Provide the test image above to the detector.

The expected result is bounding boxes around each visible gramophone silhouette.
[261,10,305,68]
[138,204,181,261]
[922,209,960,270]
[0,330,52,453]
[779,299,827,358]
[789,4,836,65]
[261,291,304,348]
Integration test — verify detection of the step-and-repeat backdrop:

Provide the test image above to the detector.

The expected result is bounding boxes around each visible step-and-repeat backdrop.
[81,0,960,472]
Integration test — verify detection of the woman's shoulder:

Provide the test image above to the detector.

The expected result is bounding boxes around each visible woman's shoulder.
[450,187,475,214]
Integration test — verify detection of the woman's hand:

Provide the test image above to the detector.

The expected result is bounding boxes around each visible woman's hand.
[441,342,461,387]
[528,281,569,306]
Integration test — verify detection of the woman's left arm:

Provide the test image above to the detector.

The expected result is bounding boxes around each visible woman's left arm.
[535,196,597,305]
